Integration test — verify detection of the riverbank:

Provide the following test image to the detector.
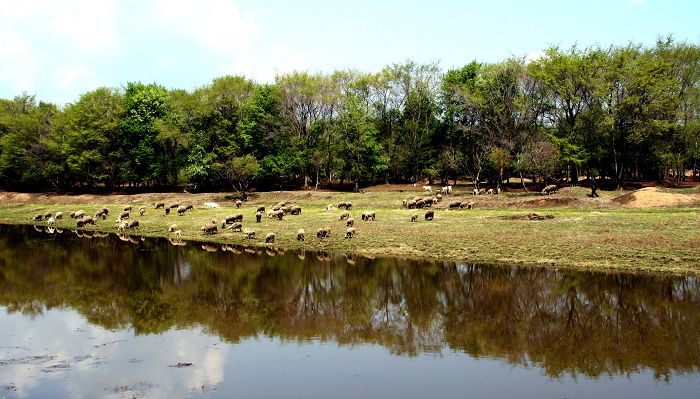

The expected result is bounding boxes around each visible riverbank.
[0,186,698,275]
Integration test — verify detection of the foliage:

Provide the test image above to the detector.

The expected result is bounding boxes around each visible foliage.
[1,39,699,191]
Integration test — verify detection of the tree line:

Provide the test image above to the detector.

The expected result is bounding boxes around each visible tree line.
[1,38,698,192]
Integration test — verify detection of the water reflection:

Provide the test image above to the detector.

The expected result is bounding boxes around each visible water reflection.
[0,225,698,383]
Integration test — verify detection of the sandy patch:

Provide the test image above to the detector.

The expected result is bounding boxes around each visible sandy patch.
[612,187,700,208]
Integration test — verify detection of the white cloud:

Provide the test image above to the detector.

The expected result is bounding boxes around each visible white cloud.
[0,0,120,101]
[47,0,121,54]
[151,0,257,55]
[0,30,38,92]
[53,64,98,92]
[524,50,545,64]
[0,0,120,55]
[217,44,307,83]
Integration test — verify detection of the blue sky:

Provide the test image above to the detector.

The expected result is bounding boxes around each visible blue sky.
[1,0,698,105]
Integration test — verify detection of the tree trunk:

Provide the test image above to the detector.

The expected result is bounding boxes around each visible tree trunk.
[519,171,529,192]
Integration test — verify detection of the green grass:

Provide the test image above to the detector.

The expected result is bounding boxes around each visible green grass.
[0,188,698,275]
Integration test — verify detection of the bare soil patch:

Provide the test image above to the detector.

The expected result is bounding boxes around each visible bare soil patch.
[497,213,555,221]
[612,187,700,208]
[518,197,577,208]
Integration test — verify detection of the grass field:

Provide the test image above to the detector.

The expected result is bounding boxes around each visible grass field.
[0,185,698,275]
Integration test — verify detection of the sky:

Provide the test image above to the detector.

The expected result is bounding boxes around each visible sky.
[1,0,698,105]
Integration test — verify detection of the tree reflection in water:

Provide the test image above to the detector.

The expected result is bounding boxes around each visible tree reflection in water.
[0,225,698,381]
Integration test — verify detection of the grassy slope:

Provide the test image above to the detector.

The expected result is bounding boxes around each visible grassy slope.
[0,186,698,275]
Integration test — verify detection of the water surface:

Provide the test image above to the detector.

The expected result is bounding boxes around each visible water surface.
[0,225,698,398]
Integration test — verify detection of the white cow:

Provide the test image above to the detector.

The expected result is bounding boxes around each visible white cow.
[423,185,432,192]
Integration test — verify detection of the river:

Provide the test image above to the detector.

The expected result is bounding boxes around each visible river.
[0,225,698,398]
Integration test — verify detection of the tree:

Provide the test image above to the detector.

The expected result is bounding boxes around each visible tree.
[335,97,388,191]
[219,154,259,197]
[529,46,596,184]
[487,147,512,189]
[121,82,170,185]
[48,87,124,188]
